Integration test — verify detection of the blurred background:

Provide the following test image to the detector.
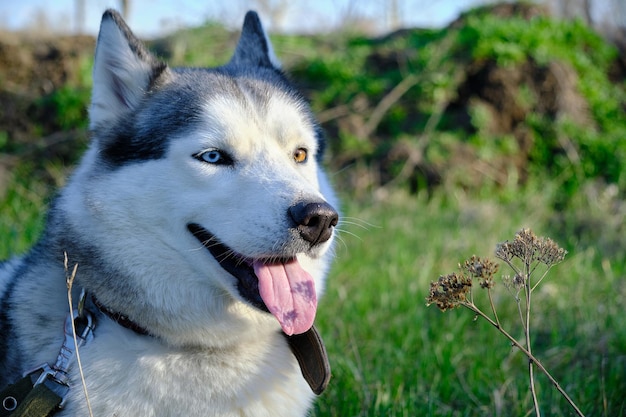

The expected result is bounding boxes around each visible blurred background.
[1,1,625,416]
[1,0,625,36]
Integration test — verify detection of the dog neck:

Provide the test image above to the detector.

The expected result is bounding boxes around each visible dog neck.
[89,295,330,394]
[91,295,151,336]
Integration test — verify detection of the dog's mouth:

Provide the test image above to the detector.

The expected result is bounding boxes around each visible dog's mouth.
[187,223,317,336]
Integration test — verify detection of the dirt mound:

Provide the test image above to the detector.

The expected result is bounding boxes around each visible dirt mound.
[0,32,94,136]
[451,2,549,27]
[0,32,93,94]
[314,2,621,194]
[441,58,591,186]
[0,32,94,188]
[0,3,623,197]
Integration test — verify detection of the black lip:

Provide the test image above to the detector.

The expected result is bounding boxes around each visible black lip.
[187,223,268,313]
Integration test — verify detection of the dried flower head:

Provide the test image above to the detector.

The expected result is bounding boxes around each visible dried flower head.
[427,228,582,416]
[427,272,472,311]
[502,273,525,292]
[535,236,567,265]
[462,255,499,289]
[495,241,514,262]
[495,228,567,266]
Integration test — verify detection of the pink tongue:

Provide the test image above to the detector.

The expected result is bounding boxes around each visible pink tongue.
[253,258,317,336]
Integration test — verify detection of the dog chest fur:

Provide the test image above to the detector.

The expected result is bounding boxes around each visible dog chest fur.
[59,323,313,416]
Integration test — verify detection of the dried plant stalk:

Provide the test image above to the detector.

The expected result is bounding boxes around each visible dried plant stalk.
[64,253,94,417]
[427,229,583,417]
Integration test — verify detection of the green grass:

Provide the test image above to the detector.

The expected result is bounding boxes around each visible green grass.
[2,168,625,416]
[313,188,626,416]
[0,165,50,257]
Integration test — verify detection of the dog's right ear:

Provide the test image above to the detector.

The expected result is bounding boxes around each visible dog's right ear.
[89,9,170,130]
[228,11,281,70]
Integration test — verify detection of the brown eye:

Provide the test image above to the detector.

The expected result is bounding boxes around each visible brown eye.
[293,148,308,163]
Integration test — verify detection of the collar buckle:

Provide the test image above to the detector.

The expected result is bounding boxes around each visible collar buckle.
[23,307,95,408]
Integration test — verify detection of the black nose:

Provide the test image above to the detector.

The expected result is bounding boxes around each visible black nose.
[289,201,339,245]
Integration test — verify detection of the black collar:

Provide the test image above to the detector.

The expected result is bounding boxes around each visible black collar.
[90,295,330,394]
[91,296,151,336]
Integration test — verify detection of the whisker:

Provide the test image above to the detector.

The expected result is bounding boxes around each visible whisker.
[332,215,376,244]
[332,234,349,252]
[188,236,222,253]
[328,163,355,178]
[335,227,363,242]
[338,216,380,230]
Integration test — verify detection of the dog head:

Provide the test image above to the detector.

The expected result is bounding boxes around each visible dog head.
[62,10,338,345]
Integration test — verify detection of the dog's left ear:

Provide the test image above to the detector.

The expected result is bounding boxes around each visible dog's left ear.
[228,11,281,69]
[89,9,170,130]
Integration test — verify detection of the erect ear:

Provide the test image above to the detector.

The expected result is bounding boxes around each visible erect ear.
[228,11,281,69]
[89,9,170,130]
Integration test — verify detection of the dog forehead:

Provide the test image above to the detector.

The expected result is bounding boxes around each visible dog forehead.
[200,84,316,149]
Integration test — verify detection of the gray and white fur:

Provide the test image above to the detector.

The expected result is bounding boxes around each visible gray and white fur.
[0,9,338,416]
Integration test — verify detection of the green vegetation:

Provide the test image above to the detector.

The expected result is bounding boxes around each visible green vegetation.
[295,9,626,203]
[1,3,625,416]
[316,188,626,416]
[0,164,48,256]
[34,55,92,131]
[428,231,581,416]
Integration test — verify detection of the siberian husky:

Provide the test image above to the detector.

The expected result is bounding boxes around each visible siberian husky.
[0,9,338,416]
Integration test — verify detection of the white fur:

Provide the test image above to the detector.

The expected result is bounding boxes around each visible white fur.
[89,16,156,129]
[55,90,333,417]
[1,10,337,417]
[60,321,313,416]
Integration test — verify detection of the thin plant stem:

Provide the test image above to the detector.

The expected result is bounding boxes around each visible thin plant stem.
[461,301,585,417]
[524,262,541,417]
[516,294,527,333]
[486,288,501,329]
[428,230,576,416]
[500,258,522,278]
[531,265,553,292]
[64,253,94,417]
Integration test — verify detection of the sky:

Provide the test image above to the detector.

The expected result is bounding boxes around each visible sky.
[0,0,479,38]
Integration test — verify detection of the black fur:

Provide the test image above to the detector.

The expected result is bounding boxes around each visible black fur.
[0,260,29,384]
[229,11,275,69]
[94,10,328,168]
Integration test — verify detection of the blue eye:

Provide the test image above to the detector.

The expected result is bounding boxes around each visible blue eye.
[202,150,221,163]
[194,149,233,165]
